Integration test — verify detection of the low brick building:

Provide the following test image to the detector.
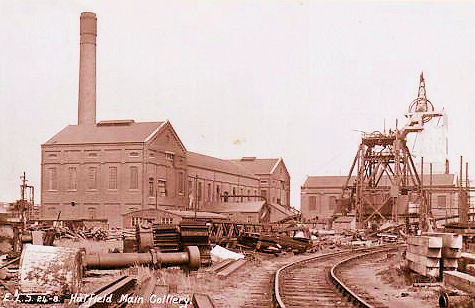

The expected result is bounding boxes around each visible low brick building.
[301,174,458,222]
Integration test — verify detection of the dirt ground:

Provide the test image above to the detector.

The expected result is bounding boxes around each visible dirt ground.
[339,249,440,308]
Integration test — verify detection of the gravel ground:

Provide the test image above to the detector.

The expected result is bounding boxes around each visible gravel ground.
[338,249,440,308]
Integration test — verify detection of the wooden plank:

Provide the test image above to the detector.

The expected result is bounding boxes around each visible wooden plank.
[216,259,247,279]
[208,259,234,273]
[407,236,442,248]
[192,293,217,308]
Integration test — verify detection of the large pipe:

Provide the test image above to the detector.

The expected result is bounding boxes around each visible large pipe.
[83,246,201,271]
[78,12,97,126]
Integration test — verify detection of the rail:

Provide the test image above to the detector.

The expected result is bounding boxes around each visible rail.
[274,245,395,308]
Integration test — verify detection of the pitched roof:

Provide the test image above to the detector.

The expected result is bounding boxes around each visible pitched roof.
[187,152,258,179]
[303,174,456,188]
[205,201,265,213]
[229,157,281,175]
[44,121,165,145]
[269,203,296,217]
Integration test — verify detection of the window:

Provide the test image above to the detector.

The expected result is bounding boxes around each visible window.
[129,152,139,158]
[165,152,174,161]
[68,167,77,190]
[247,189,251,201]
[132,216,142,227]
[88,207,97,219]
[148,177,154,197]
[329,196,337,209]
[129,166,138,189]
[178,171,184,194]
[261,190,267,199]
[88,152,98,157]
[216,185,220,201]
[158,180,167,197]
[438,195,447,208]
[188,180,193,196]
[160,217,173,224]
[240,188,244,202]
[254,190,257,200]
[88,167,97,190]
[247,216,253,223]
[108,167,118,189]
[48,167,57,190]
[309,196,316,210]
[277,198,281,205]
[198,182,203,201]
[48,153,57,158]
[260,180,268,185]
[207,183,211,201]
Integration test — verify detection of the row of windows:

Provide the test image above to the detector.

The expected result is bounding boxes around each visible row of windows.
[47,166,139,191]
[187,180,259,203]
[131,216,173,227]
[308,195,337,211]
[306,194,450,211]
[147,171,185,198]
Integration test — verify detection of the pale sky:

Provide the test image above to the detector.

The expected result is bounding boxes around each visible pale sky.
[1,0,475,208]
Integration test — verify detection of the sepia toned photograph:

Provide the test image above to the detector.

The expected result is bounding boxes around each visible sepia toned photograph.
[1,1,475,307]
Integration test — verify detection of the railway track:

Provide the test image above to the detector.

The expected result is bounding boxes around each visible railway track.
[274,245,395,308]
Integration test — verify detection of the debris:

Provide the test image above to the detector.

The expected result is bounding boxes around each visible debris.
[210,245,244,263]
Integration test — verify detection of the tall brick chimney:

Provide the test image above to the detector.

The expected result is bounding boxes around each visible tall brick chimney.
[78,12,97,126]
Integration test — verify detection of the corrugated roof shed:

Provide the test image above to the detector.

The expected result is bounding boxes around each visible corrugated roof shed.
[205,201,265,213]
[44,121,165,144]
[229,157,281,175]
[187,152,258,179]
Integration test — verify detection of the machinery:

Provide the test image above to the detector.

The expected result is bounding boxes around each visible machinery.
[18,244,201,299]
[340,73,445,230]
[136,219,212,266]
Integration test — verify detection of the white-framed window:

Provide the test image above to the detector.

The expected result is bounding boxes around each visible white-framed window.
[160,217,173,224]
[165,152,174,161]
[129,166,138,189]
[68,167,78,190]
[132,216,142,226]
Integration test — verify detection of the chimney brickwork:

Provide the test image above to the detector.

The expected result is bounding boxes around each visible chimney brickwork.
[78,12,97,126]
